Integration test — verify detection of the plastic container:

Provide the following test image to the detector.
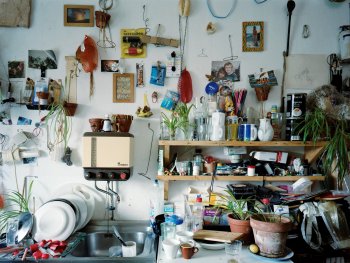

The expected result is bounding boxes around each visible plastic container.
[192,195,204,232]
[193,149,203,174]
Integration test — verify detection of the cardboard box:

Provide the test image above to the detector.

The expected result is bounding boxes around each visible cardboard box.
[187,187,210,205]
[249,151,288,164]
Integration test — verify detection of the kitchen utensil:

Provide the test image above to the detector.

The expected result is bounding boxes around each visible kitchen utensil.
[286,0,296,56]
[113,225,127,246]
[197,240,225,250]
[225,240,242,261]
[16,212,33,243]
[193,230,243,243]
[162,238,180,259]
[180,242,199,259]
[122,241,137,257]
[61,193,88,231]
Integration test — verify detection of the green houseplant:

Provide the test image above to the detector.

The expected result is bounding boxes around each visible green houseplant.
[161,112,186,140]
[173,102,194,140]
[297,85,350,189]
[215,190,258,242]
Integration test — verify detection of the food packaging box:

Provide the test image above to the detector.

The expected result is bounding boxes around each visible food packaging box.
[203,207,221,225]
[187,187,210,205]
[249,151,288,164]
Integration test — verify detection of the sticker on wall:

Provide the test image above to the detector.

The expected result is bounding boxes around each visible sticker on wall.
[136,62,144,87]
[160,90,180,111]
[8,61,24,78]
[166,51,181,78]
[17,116,32,125]
[120,28,147,59]
[150,61,166,86]
[101,60,120,72]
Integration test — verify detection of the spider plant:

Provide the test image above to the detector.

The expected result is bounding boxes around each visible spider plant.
[174,102,194,123]
[0,181,33,233]
[45,102,72,152]
[161,112,186,140]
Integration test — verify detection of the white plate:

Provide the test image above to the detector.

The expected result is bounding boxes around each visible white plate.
[61,193,88,231]
[249,247,294,261]
[73,185,96,228]
[52,183,102,220]
[197,241,225,250]
[32,201,76,242]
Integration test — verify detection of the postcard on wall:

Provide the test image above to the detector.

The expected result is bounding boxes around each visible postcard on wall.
[248,70,278,88]
[211,60,241,86]
[285,54,329,91]
[120,28,147,59]
[8,61,25,78]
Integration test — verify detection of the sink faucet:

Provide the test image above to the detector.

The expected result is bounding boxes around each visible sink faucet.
[94,181,120,220]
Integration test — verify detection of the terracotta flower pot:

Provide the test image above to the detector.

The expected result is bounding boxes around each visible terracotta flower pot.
[250,214,292,258]
[227,214,253,243]
[95,11,111,28]
[112,114,133,132]
[89,118,104,132]
[63,102,78,117]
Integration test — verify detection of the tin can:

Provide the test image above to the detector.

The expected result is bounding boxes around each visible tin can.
[285,118,304,141]
[286,93,307,118]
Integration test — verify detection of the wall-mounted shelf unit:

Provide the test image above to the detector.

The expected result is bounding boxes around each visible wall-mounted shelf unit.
[158,140,327,200]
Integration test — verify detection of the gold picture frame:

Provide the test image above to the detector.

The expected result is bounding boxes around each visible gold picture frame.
[113,73,135,103]
[64,5,94,27]
[242,21,264,52]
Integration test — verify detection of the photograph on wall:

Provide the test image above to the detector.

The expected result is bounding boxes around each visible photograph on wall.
[101,60,120,72]
[248,70,278,88]
[8,61,24,78]
[242,21,264,52]
[28,50,57,70]
[64,5,94,27]
[120,28,147,59]
[211,60,241,86]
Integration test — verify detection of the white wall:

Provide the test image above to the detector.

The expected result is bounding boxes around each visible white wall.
[0,0,349,220]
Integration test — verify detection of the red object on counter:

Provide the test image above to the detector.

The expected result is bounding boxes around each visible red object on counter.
[30,243,39,252]
[33,251,42,260]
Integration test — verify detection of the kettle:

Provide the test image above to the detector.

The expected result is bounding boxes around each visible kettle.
[210,111,225,141]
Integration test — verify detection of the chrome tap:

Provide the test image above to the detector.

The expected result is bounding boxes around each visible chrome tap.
[94,181,120,220]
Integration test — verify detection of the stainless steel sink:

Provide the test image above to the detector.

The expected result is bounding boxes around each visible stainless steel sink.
[71,232,147,257]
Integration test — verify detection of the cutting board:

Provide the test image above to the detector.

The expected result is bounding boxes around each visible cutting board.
[193,230,244,243]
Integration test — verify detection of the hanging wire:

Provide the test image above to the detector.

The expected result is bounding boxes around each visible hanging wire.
[143,5,150,34]
[255,0,267,3]
[206,0,236,19]
[138,123,154,180]
[223,35,238,61]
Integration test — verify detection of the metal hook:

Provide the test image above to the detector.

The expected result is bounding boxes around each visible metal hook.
[223,35,238,61]
[302,25,310,38]
[138,123,154,180]
[198,48,208,57]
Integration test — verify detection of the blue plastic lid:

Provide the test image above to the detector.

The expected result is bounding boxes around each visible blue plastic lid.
[205,82,219,95]
[165,215,184,225]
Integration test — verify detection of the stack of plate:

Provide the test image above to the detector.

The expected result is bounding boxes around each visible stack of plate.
[32,185,96,242]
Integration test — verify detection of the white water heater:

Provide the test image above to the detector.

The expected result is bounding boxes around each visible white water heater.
[82,132,134,181]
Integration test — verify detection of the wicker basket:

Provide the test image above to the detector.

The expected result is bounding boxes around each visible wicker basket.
[255,86,271,101]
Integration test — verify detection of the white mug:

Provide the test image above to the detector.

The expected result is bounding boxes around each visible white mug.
[162,238,180,259]
[122,241,137,257]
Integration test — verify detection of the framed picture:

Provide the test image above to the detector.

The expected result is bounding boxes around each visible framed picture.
[113,73,134,103]
[64,5,94,27]
[242,21,264,52]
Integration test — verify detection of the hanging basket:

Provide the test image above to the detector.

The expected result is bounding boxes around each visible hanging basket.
[254,86,271,102]
[95,11,111,29]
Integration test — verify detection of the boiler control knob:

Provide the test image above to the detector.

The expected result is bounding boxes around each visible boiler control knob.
[85,172,94,179]
[120,172,127,180]
[108,172,116,179]
[96,172,104,179]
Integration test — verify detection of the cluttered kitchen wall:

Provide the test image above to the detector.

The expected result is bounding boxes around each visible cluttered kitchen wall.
[0,0,348,220]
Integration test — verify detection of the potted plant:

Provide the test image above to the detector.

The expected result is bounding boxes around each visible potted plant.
[0,183,33,233]
[161,112,186,140]
[215,190,258,242]
[173,102,194,140]
[297,85,350,190]
[250,213,292,258]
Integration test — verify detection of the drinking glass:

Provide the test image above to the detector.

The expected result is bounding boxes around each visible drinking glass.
[225,240,242,263]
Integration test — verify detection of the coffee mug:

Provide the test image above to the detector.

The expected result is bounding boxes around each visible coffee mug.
[162,238,180,259]
[122,241,136,257]
[226,123,239,140]
[238,124,257,141]
[180,242,199,260]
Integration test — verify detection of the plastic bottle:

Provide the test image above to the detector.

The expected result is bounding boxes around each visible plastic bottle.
[193,149,203,174]
[192,195,204,232]
[150,179,163,226]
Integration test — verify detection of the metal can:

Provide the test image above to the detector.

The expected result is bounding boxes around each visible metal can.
[285,118,304,141]
[286,93,307,119]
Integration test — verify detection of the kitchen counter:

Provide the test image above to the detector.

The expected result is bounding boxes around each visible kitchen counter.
[157,239,294,263]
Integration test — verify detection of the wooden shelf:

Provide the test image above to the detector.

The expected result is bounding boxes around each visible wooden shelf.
[158,140,327,200]
[157,175,325,182]
[158,140,328,147]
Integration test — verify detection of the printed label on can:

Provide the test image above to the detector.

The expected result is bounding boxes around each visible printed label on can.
[286,93,307,118]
